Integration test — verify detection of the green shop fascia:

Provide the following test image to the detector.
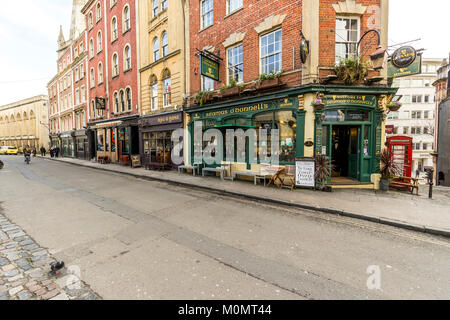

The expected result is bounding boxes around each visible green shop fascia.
[186,84,398,183]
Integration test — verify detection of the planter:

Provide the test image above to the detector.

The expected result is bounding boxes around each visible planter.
[220,86,241,97]
[312,103,325,111]
[387,104,402,112]
[379,178,389,191]
[257,78,282,90]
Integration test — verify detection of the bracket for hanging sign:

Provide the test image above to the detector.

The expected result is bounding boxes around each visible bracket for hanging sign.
[196,49,222,82]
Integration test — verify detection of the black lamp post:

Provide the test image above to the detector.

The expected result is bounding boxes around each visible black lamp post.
[356,29,387,70]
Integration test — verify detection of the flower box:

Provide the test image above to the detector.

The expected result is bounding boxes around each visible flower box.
[386,102,402,112]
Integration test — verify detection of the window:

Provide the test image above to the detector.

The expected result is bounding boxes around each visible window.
[163,73,171,108]
[98,63,103,84]
[75,89,80,105]
[201,76,214,91]
[111,0,117,7]
[112,53,119,76]
[81,86,85,103]
[423,143,428,150]
[88,12,93,28]
[124,45,131,70]
[114,92,119,113]
[153,37,159,61]
[161,0,167,11]
[150,77,158,110]
[120,90,125,112]
[123,6,130,31]
[227,44,243,84]
[126,88,132,111]
[424,95,430,103]
[201,0,213,29]
[90,68,95,87]
[97,31,102,52]
[162,32,168,57]
[260,29,282,74]
[423,126,429,134]
[412,111,422,119]
[74,48,78,57]
[89,39,94,58]
[96,3,102,21]
[80,63,85,78]
[335,17,359,61]
[401,95,411,103]
[152,0,159,17]
[75,68,79,82]
[111,17,118,41]
[424,111,429,119]
[227,0,243,14]
[412,95,422,103]
[403,127,409,134]
[79,42,83,52]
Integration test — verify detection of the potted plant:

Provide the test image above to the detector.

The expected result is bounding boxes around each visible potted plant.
[257,70,283,89]
[334,56,370,85]
[379,149,401,191]
[193,90,213,106]
[219,79,241,97]
[386,101,402,112]
[315,154,333,191]
[312,98,325,111]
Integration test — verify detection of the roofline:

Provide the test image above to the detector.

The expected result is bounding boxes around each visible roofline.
[0,95,49,111]
[81,0,96,14]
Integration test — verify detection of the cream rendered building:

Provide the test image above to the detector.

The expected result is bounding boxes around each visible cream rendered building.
[0,95,50,150]
[137,0,190,168]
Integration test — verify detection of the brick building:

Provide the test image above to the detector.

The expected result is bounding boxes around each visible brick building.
[47,0,90,159]
[185,0,398,188]
[82,0,140,165]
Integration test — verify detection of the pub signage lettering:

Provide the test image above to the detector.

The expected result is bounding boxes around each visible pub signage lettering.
[391,46,417,68]
[95,97,106,109]
[387,54,422,78]
[323,95,377,108]
[200,55,220,81]
[143,112,183,126]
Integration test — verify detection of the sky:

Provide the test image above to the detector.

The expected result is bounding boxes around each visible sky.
[0,0,449,106]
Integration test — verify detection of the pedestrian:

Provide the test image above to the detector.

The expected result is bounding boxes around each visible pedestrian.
[43,147,46,157]
[50,147,54,158]
[32,147,37,157]
[55,146,60,158]
[416,169,420,178]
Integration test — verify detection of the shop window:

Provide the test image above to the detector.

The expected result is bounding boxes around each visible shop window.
[97,130,105,151]
[119,128,130,154]
[254,112,274,163]
[260,29,282,74]
[276,110,296,163]
[227,44,243,84]
[143,132,172,165]
[106,129,110,152]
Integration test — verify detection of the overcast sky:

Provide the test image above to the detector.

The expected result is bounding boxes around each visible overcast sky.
[0,0,449,106]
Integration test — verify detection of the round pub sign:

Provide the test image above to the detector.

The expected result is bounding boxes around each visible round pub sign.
[391,46,417,68]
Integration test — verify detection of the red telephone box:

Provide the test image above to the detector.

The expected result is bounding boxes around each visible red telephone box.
[387,136,413,178]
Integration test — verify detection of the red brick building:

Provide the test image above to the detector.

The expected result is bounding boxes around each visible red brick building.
[186,0,398,187]
[82,0,140,164]
[48,0,90,160]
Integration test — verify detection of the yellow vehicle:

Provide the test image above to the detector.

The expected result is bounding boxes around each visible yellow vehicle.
[5,146,19,155]
[0,146,8,155]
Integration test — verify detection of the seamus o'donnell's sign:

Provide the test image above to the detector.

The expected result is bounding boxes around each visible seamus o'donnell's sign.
[323,95,377,108]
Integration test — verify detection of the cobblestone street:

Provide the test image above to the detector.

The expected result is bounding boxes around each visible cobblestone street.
[0,212,100,300]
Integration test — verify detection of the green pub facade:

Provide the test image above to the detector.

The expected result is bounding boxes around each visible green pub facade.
[186,84,398,185]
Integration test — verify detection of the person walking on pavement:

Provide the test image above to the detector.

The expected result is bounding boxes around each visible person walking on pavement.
[32,147,37,157]
[55,146,60,158]
[416,168,420,179]
[50,147,54,158]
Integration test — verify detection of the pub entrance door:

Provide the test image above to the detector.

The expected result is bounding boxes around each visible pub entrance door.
[331,125,361,181]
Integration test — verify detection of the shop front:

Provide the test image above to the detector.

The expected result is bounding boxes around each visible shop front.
[89,115,139,165]
[60,132,75,158]
[187,96,305,170]
[139,111,184,170]
[74,129,90,160]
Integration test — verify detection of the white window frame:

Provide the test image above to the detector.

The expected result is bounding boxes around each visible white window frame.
[111,17,118,41]
[226,0,243,15]
[152,0,159,17]
[97,31,103,53]
[153,37,159,62]
[112,53,119,77]
[260,29,282,74]
[126,87,132,111]
[123,5,131,32]
[200,0,213,29]
[335,16,360,62]
[163,78,171,108]
[98,62,103,84]
[124,45,131,71]
[151,82,158,111]
[227,43,244,84]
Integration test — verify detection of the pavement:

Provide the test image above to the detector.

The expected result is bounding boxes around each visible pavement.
[36,155,450,238]
[0,212,100,300]
[1,155,450,299]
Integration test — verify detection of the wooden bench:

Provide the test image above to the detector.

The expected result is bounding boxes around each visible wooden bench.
[202,167,225,180]
[390,176,421,195]
[232,171,273,186]
[178,165,200,176]
[97,156,110,164]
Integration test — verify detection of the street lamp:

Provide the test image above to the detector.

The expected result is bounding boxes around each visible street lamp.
[357,29,387,70]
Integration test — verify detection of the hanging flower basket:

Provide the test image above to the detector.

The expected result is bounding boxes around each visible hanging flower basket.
[312,98,325,111]
[386,101,402,112]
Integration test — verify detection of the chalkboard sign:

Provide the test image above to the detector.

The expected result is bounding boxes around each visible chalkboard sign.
[131,155,142,168]
[295,158,316,188]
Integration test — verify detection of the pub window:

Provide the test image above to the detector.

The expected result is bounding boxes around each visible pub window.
[97,130,104,151]
[335,17,359,61]
[260,29,282,74]
[227,44,243,84]
[201,0,213,29]
[276,110,296,163]
[106,128,110,152]
[227,0,243,15]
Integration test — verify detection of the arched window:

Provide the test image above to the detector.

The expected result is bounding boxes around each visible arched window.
[112,53,119,76]
[162,69,171,108]
[89,38,94,58]
[88,12,93,28]
[123,6,130,31]
[162,0,167,11]
[153,37,159,62]
[91,100,96,118]
[120,90,125,112]
[152,0,159,17]
[126,88,132,111]
[97,31,102,52]
[96,2,102,21]
[114,92,119,113]
[98,62,103,84]
[90,68,95,87]
[111,17,118,40]
[124,45,131,70]
[150,76,158,110]
[162,32,168,57]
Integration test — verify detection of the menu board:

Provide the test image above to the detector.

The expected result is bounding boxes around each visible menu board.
[131,155,142,168]
[295,159,316,188]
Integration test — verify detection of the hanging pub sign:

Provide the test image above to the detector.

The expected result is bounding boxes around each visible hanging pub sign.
[387,53,422,78]
[391,46,417,68]
[299,38,309,64]
[95,97,106,109]
[200,55,220,81]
